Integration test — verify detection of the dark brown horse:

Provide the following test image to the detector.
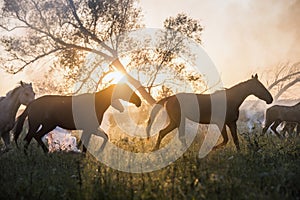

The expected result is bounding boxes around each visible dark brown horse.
[281,121,300,137]
[262,102,300,138]
[147,74,273,151]
[14,84,141,153]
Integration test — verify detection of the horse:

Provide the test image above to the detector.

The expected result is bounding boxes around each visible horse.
[0,81,35,151]
[281,121,300,137]
[13,84,141,154]
[262,102,300,138]
[146,74,273,151]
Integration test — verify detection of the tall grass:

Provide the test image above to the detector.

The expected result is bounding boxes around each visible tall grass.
[0,126,299,199]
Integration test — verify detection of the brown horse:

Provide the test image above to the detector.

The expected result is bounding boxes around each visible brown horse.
[262,102,300,138]
[281,122,300,137]
[147,74,273,151]
[14,84,141,153]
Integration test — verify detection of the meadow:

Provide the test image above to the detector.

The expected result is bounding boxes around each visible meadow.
[0,125,299,200]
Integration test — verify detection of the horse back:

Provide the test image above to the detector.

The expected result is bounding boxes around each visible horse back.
[27,95,75,128]
[266,105,300,122]
[166,92,239,125]
[166,93,224,124]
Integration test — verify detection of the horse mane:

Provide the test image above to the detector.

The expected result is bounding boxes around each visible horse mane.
[5,81,31,98]
[227,79,251,91]
[293,102,300,107]
[211,79,250,95]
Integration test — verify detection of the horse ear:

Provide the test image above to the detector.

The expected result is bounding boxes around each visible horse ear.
[30,83,32,86]
[254,74,258,79]
[20,81,24,86]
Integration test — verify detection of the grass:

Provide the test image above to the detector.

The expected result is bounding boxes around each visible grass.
[0,126,299,200]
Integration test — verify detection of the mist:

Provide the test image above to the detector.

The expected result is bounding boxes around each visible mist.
[141,0,300,86]
[1,1,300,94]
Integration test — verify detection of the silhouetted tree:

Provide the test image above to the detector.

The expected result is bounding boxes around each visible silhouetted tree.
[127,13,205,96]
[264,62,300,100]
[0,0,157,103]
[0,1,205,102]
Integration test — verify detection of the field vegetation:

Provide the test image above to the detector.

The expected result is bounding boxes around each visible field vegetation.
[0,124,299,200]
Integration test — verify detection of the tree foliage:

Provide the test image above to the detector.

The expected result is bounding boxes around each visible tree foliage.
[0,0,142,71]
[0,1,206,102]
[125,13,205,97]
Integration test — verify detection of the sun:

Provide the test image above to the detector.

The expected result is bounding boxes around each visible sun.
[104,71,127,84]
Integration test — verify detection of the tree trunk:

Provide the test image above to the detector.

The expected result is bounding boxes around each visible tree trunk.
[112,59,156,105]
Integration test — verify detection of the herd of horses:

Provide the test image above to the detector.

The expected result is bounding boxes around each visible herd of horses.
[0,74,299,154]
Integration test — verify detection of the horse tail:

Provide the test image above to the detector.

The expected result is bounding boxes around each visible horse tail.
[146,97,170,139]
[13,107,29,147]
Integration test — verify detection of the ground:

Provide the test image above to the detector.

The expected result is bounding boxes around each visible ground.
[0,126,299,199]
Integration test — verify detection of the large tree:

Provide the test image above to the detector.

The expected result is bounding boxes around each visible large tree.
[0,1,204,103]
[0,0,157,104]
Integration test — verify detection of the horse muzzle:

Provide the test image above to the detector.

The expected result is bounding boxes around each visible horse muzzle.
[135,101,142,107]
[266,98,273,104]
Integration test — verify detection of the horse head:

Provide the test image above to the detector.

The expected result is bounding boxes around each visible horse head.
[111,84,142,108]
[249,74,273,104]
[19,81,35,105]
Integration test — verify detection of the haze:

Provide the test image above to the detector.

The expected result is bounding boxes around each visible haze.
[1,0,299,94]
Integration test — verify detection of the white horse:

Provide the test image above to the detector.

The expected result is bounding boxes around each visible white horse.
[0,81,35,151]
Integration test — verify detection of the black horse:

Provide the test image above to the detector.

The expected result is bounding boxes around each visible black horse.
[14,84,141,153]
[147,74,273,151]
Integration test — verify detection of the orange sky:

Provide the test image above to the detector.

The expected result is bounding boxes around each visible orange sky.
[1,0,299,95]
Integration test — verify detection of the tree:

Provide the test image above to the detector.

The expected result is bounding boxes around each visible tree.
[263,62,300,100]
[0,1,206,103]
[0,0,156,104]
[125,13,205,97]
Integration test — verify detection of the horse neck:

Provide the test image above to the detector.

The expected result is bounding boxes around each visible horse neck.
[95,89,113,109]
[228,82,253,108]
[3,89,22,119]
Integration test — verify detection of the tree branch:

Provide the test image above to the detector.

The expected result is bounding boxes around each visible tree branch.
[274,78,300,100]
[268,62,300,90]
[67,0,117,57]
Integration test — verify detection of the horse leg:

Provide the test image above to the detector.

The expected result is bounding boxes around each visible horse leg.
[178,117,187,148]
[213,125,228,150]
[80,131,108,153]
[153,121,177,151]
[291,123,298,137]
[23,123,40,154]
[286,122,294,137]
[80,130,94,153]
[1,131,11,151]
[94,129,109,153]
[227,122,240,151]
[262,119,273,135]
[270,120,282,138]
[34,125,56,153]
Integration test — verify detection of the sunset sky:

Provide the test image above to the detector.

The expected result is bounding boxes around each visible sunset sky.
[0,0,299,95]
[140,0,300,85]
